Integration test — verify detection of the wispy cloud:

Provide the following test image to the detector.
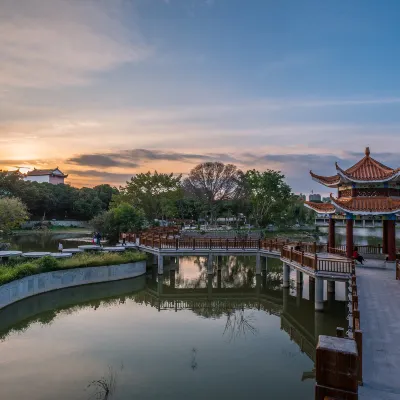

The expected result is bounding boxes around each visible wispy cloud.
[67,149,241,168]
[0,0,151,88]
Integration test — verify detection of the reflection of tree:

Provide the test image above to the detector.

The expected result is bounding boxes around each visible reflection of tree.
[87,365,119,400]
[223,309,258,342]
[224,256,255,288]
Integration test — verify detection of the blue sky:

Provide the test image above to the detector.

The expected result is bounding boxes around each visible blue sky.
[1,0,400,194]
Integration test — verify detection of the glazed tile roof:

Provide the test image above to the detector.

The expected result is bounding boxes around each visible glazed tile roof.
[310,147,400,186]
[304,201,336,214]
[330,195,400,215]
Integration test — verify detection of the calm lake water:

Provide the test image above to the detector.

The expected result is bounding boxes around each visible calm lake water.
[0,254,347,400]
[318,226,400,246]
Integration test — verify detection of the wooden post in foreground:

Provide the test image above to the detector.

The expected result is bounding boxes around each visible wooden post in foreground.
[315,335,358,400]
[354,330,363,386]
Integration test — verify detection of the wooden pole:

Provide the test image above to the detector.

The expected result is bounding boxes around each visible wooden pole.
[383,219,388,254]
[387,219,396,261]
[329,218,336,252]
[346,217,354,259]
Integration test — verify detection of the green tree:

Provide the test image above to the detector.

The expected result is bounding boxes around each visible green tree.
[286,195,314,226]
[0,170,117,221]
[118,171,182,221]
[176,198,204,221]
[0,197,29,233]
[244,169,293,227]
[93,184,119,209]
[90,203,145,242]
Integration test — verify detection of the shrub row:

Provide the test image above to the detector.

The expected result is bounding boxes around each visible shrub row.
[0,251,147,286]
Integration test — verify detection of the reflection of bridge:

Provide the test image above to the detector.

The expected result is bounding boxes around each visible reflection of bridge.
[139,288,282,316]
[126,236,353,312]
[139,269,346,367]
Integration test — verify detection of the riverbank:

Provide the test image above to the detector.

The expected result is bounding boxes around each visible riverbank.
[0,251,147,286]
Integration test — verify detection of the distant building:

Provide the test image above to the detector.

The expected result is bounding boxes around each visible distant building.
[298,194,307,201]
[322,197,331,203]
[24,168,68,185]
[308,193,321,202]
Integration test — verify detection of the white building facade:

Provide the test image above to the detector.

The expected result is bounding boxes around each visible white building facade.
[24,168,68,184]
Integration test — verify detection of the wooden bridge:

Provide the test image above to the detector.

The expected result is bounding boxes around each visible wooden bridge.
[122,231,359,279]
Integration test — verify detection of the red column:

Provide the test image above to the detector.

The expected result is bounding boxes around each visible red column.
[387,220,396,262]
[346,218,354,259]
[328,218,336,252]
[383,220,388,254]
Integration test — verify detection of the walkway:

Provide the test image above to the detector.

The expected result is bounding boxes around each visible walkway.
[357,267,400,400]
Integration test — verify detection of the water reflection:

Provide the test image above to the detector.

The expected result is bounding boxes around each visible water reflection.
[319,226,400,246]
[0,256,347,400]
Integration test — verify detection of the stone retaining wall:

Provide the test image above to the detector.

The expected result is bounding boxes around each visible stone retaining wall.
[0,261,146,309]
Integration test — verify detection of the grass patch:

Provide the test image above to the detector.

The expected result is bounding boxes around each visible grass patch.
[0,251,147,286]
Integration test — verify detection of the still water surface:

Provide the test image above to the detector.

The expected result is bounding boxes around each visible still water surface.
[0,254,347,400]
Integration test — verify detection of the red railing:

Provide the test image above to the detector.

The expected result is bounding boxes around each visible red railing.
[281,245,354,274]
[121,231,397,263]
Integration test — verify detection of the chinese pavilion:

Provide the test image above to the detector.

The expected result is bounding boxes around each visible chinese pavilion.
[304,147,399,262]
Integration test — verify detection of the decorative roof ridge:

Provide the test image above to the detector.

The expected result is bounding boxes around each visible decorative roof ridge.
[335,157,400,182]
[346,155,393,174]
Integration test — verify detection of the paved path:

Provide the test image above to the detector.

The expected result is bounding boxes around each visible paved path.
[357,267,400,400]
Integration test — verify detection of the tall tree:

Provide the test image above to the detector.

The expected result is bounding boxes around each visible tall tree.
[244,169,293,227]
[119,171,182,221]
[183,162,244,222]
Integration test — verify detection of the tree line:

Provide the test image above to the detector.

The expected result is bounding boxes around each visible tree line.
[0,171,118,221]
[94,162,313,240]
[0,163,313,237]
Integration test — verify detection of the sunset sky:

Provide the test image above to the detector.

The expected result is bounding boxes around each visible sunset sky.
[1,0,400,195]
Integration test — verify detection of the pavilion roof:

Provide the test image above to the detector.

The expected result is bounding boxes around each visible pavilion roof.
[330,195,400,215]
[310,147,400,186]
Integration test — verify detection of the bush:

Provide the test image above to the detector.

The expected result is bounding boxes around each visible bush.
[38,256,59,272]
[90,203,145,243]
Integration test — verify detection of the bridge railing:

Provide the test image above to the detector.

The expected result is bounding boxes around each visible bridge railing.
[281,246,354,274]
[137,236,288,252]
